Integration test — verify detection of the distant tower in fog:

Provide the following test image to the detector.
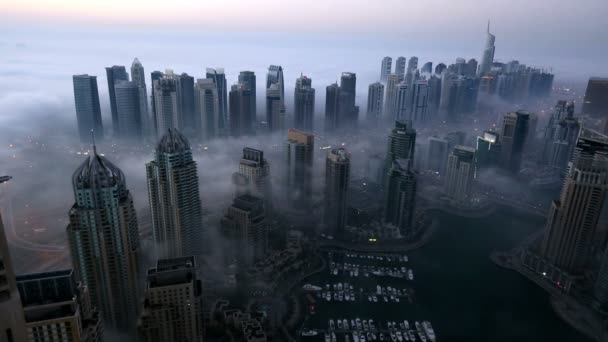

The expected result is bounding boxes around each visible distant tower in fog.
[285,129,314,210]
[206,68,228,136]
[384,159,417,237]
[478,21,496,76]
[500,111,530,173]
[131,58,149,137]
[229,83,255,137]
[266,65,284,102]
[115,80,145,141]
[395,57,406,80]
[324,148,351,235]
[266,83,285,132]
[73,74,104,143]
[152,71,180,138]
[105,65,129,135]
[234,147,272,213]
[383,121,416,184]
[366,82,385,124]
[380,57,392,82]
[394,82,409,121]
[325,83,340,131]
[384,74,401,120]
[221,194,268,265]
[176,73,195,137]
[421,62,433,75]
[194,78,220,141]
[294,74,315,131]
[444,145,476,202]
[146,129,203,259]
[238,71,257,120]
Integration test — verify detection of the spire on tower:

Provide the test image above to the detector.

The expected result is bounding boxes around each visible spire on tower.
[91,129,97,155]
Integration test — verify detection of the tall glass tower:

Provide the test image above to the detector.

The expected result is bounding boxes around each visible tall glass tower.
[67,146,140,330]
[146,129,203,259]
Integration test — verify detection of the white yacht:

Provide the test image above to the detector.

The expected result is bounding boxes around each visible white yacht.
[353,332,360,342]
[422,321,436,342]
[329,319,335,330]
[325,333,331,342]
[301,330,318,336]
[396,331,403,342]
[303,284,322,291]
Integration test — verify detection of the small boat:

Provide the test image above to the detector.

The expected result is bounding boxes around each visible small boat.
[360,333,367,342]
[418,332,427,342]
[415,321,421,332]
[356,318,362,330]
[372,296,378,303]
[366,332,372,341]
[338,319,343,330]
[408,331,416,341]
[403,320,409,330]
[301,330,318,336]
[390,332,397,342]
[353,331,360,342]
[351,319,356,329]
[303,284,323,291]
[369,319,375,330]
[329,319,335,330]
[344,319,349,330]
[399,322,405,330]
[332,332,337,342]
[325,333,331,342]
[383,296,388,303]
[363,320,369,331]
[422,321,436,342]
[408,270,414,280]
[396,331,403,342]
[371,332,377,341]
[380,333,385,341]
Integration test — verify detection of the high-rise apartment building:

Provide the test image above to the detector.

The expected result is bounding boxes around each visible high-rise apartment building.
[384,159,417,237]
[152,71,180,138]
[444,146,476,202]
[105,65,129,134]
[384,74,401,120]
[16,270,103,342]
[146,129,203,259]
[266,83,285,132]
[229,84,255,137]
[238,71,257,120]
[115,80,145,141]
[137,257,203,342]
[383,121,416,183]
[294,75,315,131]
[395,57,406,80]
[380,57,392,83]
[220,195,268,265]
[366,82,384,124]
[323,148,351,235]
[206,68,228,136]
[284,129,314,210]
[194,78,220,141]
[325,83,340,131]
[67,148,140,329]
[73,75,104,143]
[233,147,272,212]
[581,77,608,118]
[500,111,530,173]
[426,136,449,174]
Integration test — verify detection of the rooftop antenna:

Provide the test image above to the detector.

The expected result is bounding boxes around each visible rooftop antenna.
[90,129,97,155]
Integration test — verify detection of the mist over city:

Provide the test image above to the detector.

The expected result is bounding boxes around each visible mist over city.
[1,1,608,342]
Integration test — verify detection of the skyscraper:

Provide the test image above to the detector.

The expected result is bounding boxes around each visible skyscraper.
[73,75,104,143]
[152,72,180,138]
[395,57,406,80]
[266,83,285,132]
[206,68,228,136]
[540,133,608,274]
[380,57,392,83]
[324,148,351,235]
[67,147,140,329]
[115,80,145,141]
[238,71,257,119]
[444,146,476,202]
[478,21,496,76]
[500,110,530,173]
[384,74,401,120]
[475,130,502,171]
[266,65,284,102]
[285,129,314,210]
[366,82,384,124]
[394,82,409,121]
[194,78,220,141]
[0,212,27,342]
[595,243,608,311]
[338,72,358,128]
[131,58,149,137]
[581,77,608,118]
[325,83,340,131]
[137,257,203,342]
[221,194,268,265]
[176,73,195,137]
[421,62,433,75]
[294,75,315,131]
[426,136,449,174]
[548,103,581,171]
[233,147,272,212]
[383,121,416,184]
[16,270,103,342]
[541,100,569,163]
[105,65,129,134]
[435,63,447,75]
[410,79,429,123]
[146,129,203,259]
[229,84,255,136]
[405,56,418,85]
[384,159,417,237]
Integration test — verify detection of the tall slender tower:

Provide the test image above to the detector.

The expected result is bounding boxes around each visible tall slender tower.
[73,75,104,143]
[410,79,429,123]
[105,65,129,135]
[115,80,145,141]
[324,148,351,235]
[238,71,257,119]
[384,74,401,120]
[366,82,385,124]
[478,21,496,77]
[131,58,149,138]
[206,68,228,136]
[540,133,608,274]
[384,159,417,237]
[500,110,530,173]
[444,146,476,202]
[325,83,340,132]
[294,75,315,131]
[338,72,358,128]
[67,147,140,330]
[0,212,27,341]
[266,83,285,132]
[176,73,195,137]
[137,257,203,342]
[194,78,220,141]
[152,72,180,138]
[229,84,255,137]
[380,57,392,83]
[383,121,416,183]
[266,65,284,102]
[395,57,406,80]
[146,129,203,259]
[285,129,314,211]
[395,82,409,121]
